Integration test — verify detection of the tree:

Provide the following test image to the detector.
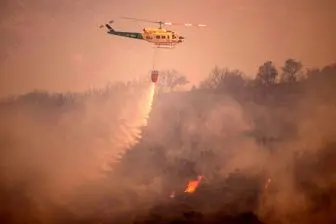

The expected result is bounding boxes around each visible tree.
[306,64,336,84]
[199,66,246,92]
[305,63,336,95]
[255,61,278,86]
[218,69,246,92]
[199,66,225,89]
[280,58,303,83]
[156,69,189,93]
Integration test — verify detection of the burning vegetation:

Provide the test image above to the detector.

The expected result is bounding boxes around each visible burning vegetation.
[0,60,336,224]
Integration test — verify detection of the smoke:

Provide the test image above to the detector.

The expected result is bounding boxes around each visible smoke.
[1,72,336,223]
[0,81,155,222]
[146,92,268,177]
[129,84,336,223]
[256,96,336,224]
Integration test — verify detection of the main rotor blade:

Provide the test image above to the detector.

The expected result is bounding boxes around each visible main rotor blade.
[164,22,207,27]
[121,17,207,27]
[121,17,161,24]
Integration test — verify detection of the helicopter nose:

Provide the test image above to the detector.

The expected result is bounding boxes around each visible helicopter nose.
[178,36,185,42]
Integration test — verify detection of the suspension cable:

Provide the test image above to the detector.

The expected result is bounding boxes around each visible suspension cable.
[152,47,157,70]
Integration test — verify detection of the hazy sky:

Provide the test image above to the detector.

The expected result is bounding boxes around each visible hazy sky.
[0,0,335,97]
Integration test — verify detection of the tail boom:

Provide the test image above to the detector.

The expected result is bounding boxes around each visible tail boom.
[107,30,144,40]
[104,23,143,40]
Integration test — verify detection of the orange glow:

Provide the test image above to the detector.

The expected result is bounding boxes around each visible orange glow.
[184,175,203,193]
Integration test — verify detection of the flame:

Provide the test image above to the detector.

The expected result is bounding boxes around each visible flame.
[184,175,203,193]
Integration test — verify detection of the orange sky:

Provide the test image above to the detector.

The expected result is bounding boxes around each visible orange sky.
[0,0,335,97]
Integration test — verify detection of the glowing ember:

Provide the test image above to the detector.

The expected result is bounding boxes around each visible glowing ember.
[169,191,175,198]
[264,176,272,189]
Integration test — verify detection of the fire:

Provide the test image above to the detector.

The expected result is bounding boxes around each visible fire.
[184,175,203,193]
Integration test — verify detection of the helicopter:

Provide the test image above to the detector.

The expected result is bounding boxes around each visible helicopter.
[99,17,206,49]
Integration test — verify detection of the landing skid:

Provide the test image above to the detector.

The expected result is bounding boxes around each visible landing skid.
[153,44,176,49]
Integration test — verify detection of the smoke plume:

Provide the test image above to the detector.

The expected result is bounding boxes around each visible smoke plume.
[1,66,336,224]
[0,81,155,223]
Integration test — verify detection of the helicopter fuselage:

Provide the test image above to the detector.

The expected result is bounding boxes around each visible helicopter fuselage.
[141,28,184,46]
[106,24,184,47]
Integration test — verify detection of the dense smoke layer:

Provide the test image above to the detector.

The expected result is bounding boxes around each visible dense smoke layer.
[0,63,336,224]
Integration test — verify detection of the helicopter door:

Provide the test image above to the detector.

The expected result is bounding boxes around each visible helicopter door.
[155,35,160,43]
[161,35,166,43]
